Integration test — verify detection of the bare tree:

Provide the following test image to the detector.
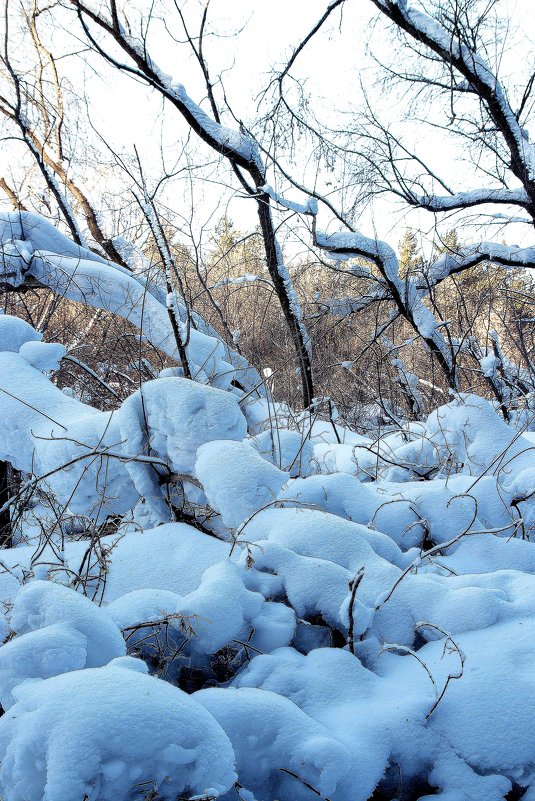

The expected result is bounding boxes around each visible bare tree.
[0,0,129,264]
[59,0,316,407]
[1,0,534,419]
[367,0,535,224]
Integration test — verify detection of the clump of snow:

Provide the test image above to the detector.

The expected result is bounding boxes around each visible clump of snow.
[117,377,247,519]
[0,581,126,710]
[16,579,122,641]
[10,581,125,663]
[119,377,247,475]
[232,646,429,801]
[0,347,138,521]
[18,340,66,372]
[241,506,406,570]
[0,658,236,801]
[0,624,89,710]
[0,523,231,609]
[0,313,41,351]
[195,439,289,528]
[424,393,534,479]
[107,561,295,663]
[251,428,314,476]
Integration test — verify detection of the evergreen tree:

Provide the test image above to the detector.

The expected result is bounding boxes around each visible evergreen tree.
[398,228,423,277]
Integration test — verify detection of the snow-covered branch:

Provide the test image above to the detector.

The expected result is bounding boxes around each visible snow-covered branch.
[427,242,535,284]
[312,220,456,384]
[0,211,258,392]
[412,187,531,213]
[372,0,535,218]
[70,0,315,406]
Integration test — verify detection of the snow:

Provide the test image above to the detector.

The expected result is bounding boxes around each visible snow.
[195,439,289,528]
[0,377,534,799]
[0,211,108,267]
[0,523,235,610]
[0,347,140,521]
[0,213,244,390]
[260,184,318,215]
[196,686,351,800]
[388,616,535,779]
[241,506,406,570]
[0,314,41,351]
[2,218,535,799]
[0,582,127,709]
[9,581,125,663]
[0,658,236,801]
[232,646,429,801]
[438,533,535,575]
[117,377,247,519]
[429,241,535,284]
[166,82,262,168]
[18,340,66,371]
[107,561,294,663]
[251,428,314,476]
[0,624,89,710]
[415,186,530,213]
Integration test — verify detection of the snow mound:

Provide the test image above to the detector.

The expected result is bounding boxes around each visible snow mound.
[196,685,351,800]
[0,624,88,710]
[416,393,533,480]
[6,580,125,671]
[0,658,236,801]
[233,646,429,801]
[117,377,247,518]
[0,349,138,520]
[107,561,295,663]
[18,340,66,371]
[0,313,41,351]
[0,522,230,609]
[195,439,289,528]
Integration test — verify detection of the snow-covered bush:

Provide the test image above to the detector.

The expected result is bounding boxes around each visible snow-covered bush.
[1,290,534,797]
[0,658,236,801]
[0,581,125,708]
[0,15,534,789]
[0,303,534,798]
[117,377,248,520]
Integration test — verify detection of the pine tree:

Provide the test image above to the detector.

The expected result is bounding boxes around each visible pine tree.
[432,228,461,258]
[398,228,423,277]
